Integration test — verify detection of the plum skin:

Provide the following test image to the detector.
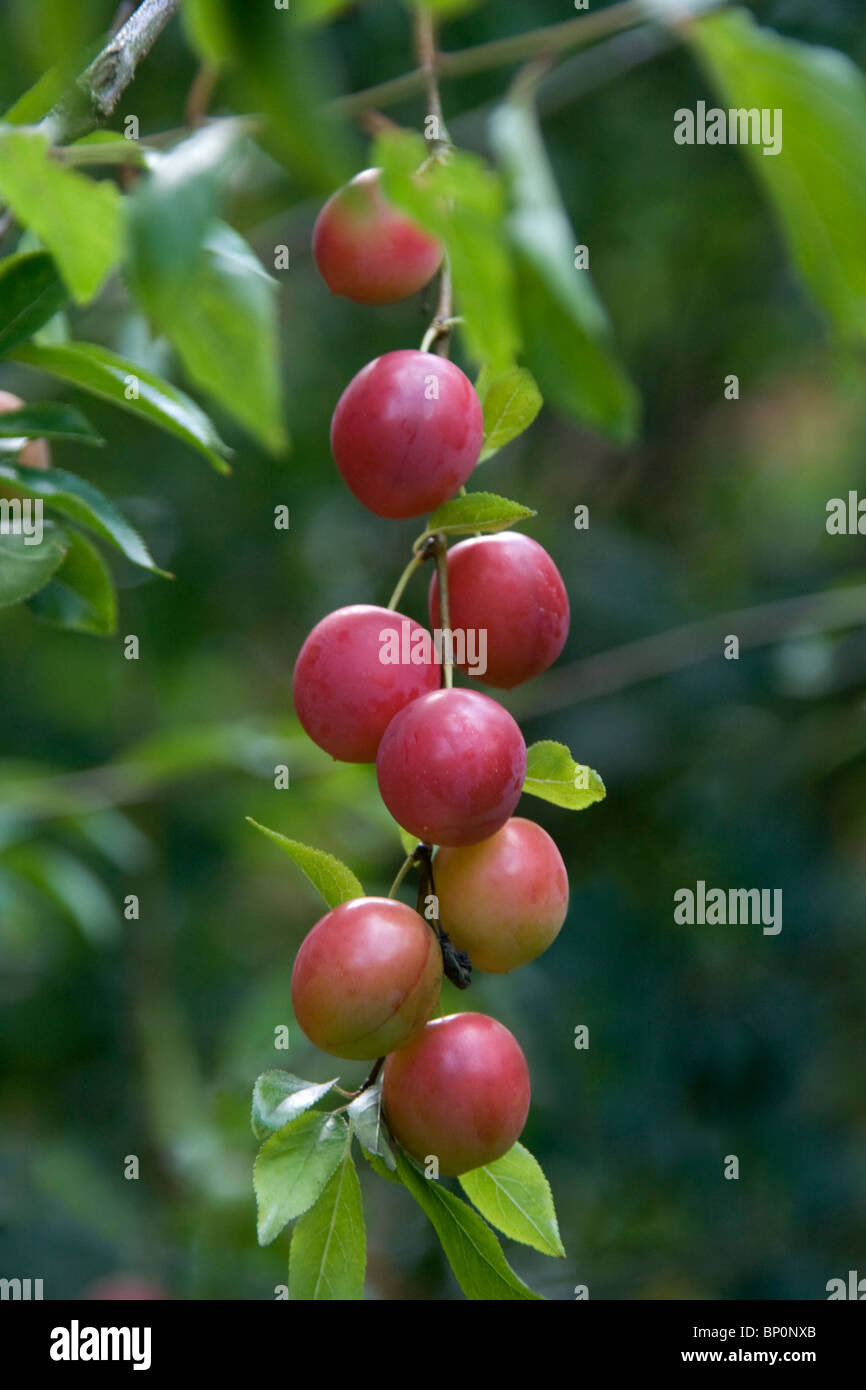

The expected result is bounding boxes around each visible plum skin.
[312,168,443,306]
[330,350,483,520]
[291,897,442,1061]
[376,688,527,848]
[382,1012,531,1176]
[293,604,440,763]
[434,817,569,973]
[429,532,570,689]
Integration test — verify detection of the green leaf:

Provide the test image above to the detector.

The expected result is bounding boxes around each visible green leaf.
[477,365,543,461]
[8,340,232,473]
[251,1070,339,1141]
[395,821,420,857]
[523,740,606,811]
[360,1147,401,1186]
[254,1110,348,1246]
[27,528,116,635]
[689,8,866,344]
[395,1151,542,1299]
[143,221,287,454]
[126,119,247,315]
[0,251,68,355]
[293,0,357,26]
[288,1151,366,1300]
[0,463,167,575]
[407,0,484,13]
[347,1082,396,1171]
[59,133,146,168]
[375,130,520,373]
[0,403,103,446]
[490,88,639,442]
[0,128,121,303]
[3,65,69,126]
[0,523,67,607]
[246,818,364,908]
[459,1142,565,1257]
[182,1,354,191]
[415,491,536,550]
[181,0,233,63]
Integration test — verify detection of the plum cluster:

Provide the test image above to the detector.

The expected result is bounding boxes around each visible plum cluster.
[290,171,571,1176]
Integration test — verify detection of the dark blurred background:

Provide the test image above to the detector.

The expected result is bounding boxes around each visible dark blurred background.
[1,0,865,1300]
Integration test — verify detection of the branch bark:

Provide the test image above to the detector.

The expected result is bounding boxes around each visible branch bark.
[40,0,182,144]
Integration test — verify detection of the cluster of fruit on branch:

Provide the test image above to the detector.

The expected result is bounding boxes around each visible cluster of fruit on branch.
[285,166,574,1178]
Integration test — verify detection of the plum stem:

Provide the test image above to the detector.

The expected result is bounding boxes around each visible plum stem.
[388,852,416,898]
[432,534,454,689]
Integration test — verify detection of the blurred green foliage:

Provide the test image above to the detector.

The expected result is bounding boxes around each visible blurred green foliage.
[2,0,866,1300]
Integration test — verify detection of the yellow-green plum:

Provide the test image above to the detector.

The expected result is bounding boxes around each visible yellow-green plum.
[382,1013,531,1176]
[434,817,568,973]
[291,897,441,1060]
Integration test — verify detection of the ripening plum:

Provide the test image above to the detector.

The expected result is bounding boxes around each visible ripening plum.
[376,688,526,847]
[0,389,50,469]
[313,168,443,305]
[293,604,440,762]
[382,1012,531,1175]
[291,897,442,1060]
[429,532,569,689]
[434,817,568,973]
[330,350,483,519]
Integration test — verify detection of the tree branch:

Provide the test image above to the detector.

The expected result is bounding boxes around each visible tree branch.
[40,0,182,144]
[328,0,645,121]
[512,584,866,717]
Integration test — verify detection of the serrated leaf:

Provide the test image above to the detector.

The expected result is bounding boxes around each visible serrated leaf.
[477,365,543,461]
[0,403,103,445]
[0,251,68,355]
[347,1082,396,1171]
[252,1070,339,1141]
[523,739,606,810]
[246,818,364,908]
[415,492,535,550]
[490,89,639,442]
[0,463,166,575]
[375,130,520,373]
[459,1142,565,1257]
[0,523,67,606]
[27,528,116,635]
[288,1152,366,1300]
[8,340,232,472]
[144,220,287,454]
[689,8,866,345]
[0,129,121,303]
[254,1110,348,1246]
[395,1150,542,1300]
